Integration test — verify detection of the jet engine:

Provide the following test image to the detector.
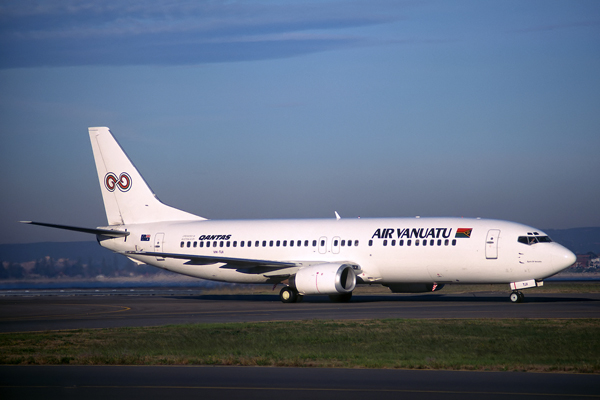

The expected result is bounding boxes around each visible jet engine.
[292,263,356,295]
[384,283,445,293]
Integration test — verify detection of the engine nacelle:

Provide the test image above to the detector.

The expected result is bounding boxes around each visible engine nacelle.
[385,283,445,293]
[292,263,356,295]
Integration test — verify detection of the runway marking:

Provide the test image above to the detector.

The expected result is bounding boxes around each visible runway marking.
[0,303,131,322]
[2,384,599,397]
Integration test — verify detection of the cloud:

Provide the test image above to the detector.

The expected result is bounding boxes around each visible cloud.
[509,20,600,34]
[0,0,403,68]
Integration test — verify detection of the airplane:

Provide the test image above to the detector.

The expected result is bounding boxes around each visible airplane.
[23,127,576,303]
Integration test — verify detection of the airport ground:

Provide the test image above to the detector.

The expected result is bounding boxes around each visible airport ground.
[1,282,599,399]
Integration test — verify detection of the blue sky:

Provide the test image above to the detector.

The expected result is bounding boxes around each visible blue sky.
[1,0,599,244]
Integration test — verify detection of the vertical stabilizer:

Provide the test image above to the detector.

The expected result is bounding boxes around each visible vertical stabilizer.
[89,127,205,225]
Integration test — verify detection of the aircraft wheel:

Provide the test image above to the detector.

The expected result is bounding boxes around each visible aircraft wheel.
[509,291,523,303]
[280,287,298,303]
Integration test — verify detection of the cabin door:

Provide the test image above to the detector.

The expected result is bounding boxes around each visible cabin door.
[154,232,165,261]
[485,229,500,259]
[318,236,328,254]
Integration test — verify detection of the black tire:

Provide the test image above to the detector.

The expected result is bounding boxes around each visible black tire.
[280,287,298,303]
[509,291,522,303]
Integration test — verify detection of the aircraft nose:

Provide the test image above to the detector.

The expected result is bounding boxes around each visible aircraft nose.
[553,245,576,272]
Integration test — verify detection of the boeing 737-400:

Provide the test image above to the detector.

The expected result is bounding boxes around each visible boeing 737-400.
[23,127,576,303]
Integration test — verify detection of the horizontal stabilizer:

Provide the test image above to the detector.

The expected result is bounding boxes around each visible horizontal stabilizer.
[20,221,130,238]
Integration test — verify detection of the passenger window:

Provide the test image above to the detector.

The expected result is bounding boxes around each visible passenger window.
[399,240,404,246]
[407,240,411,246]
[269,240,273,247]
[355,240,359,246]
[289,240,293,247]
[240,241,244,247]
[312,240,317,247]
[368,240,373,246]
[199,242,204,248]
[437,239,441,246]
[262,241,266,247]
[180,241,184,248]
[320,239,325,246]
[187,241,191,248]
[255,241,260,247]
[347,240,351,247]
[213,241,217,247]
[391,240,396,246]
[452,239,456,246]
[334,240,339,246]
[383,240,387,246]
[193,242,197,248]
[206,242,210,248]
[220,241,224,247]
[422,240,426,246]
[444,239,449,246]
[341,240,345,246]
[416,239,420,246]
[226,241,231,247]
[276,240,280,247]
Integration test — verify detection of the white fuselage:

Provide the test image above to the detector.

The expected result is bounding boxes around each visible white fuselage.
[98,216,575,286]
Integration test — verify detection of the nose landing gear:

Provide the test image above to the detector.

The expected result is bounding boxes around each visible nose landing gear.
[509,291,525,303]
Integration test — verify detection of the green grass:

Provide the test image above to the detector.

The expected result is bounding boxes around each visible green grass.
[2,319,599,372]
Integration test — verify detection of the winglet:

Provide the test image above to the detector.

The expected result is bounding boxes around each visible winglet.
[335,211,341,220]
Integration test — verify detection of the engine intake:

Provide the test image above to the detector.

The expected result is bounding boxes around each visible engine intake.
[293,263,356,295]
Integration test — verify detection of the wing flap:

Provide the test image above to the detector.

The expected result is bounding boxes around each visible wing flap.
[123,251,299,269]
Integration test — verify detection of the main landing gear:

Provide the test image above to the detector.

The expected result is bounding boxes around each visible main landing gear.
[509,290,525,303]
[279,286,302,303]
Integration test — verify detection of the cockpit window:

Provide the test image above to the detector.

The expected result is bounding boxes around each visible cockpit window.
[518,235,552,245]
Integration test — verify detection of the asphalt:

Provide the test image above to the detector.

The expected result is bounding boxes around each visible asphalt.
[1,290,599,399]
[1,365,599,400]
[1,290,599,333]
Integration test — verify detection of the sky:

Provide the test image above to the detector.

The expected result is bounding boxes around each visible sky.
[1,0,599,244]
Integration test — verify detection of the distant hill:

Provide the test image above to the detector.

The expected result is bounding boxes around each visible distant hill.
[0,241,111,263]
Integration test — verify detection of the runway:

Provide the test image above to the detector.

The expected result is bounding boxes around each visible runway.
[2,365,600,400]
[1,290,599,399]
[1,290,599,333]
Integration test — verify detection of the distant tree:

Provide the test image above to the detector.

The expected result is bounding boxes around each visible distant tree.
[0,265,9,279]
[63,260,85,278]
[7,263,24,279]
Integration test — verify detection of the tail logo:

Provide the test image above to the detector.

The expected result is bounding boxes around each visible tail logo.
[105,172,132,192]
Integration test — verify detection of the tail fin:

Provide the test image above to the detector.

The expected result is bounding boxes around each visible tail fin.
[89,127,205,225]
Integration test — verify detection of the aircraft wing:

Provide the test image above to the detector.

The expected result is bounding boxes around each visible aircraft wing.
[123,251,299,269]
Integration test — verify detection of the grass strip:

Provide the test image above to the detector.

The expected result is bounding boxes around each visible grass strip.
[1,319,598,372]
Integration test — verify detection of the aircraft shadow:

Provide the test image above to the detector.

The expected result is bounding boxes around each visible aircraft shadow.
[171,293,598,303]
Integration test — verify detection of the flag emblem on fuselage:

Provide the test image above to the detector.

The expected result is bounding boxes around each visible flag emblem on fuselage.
[141,234,151,241]
[455,228,472,238]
